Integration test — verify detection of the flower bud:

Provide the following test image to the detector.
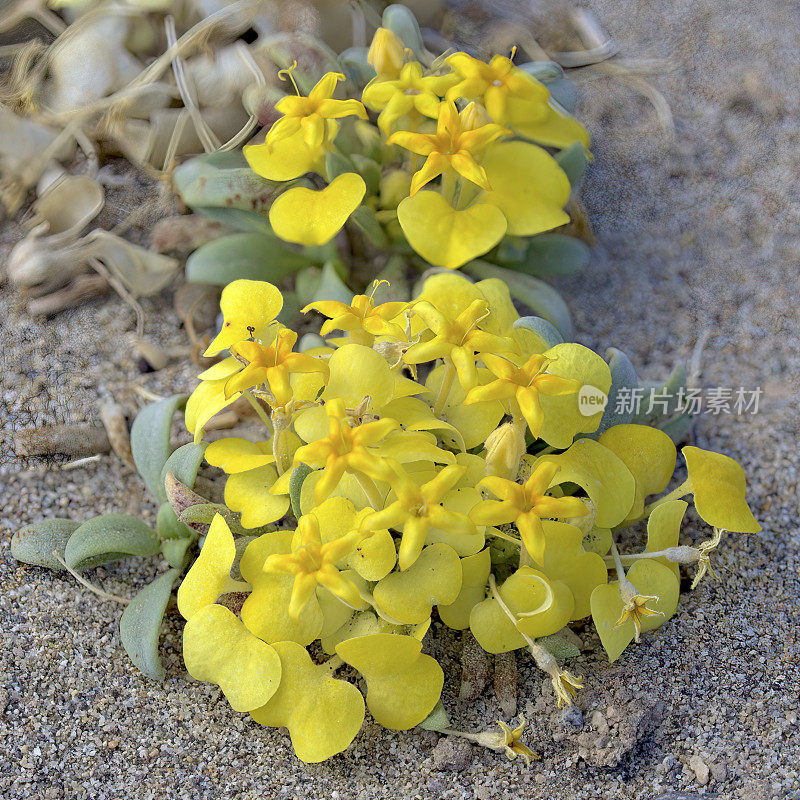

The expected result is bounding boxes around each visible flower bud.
[368,27,405,80]
[380,168,412,209]
[485,422,525,479]
[460,100,494,130]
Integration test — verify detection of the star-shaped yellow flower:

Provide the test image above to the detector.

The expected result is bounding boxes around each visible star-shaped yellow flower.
[225,327,328,409]
[445,53,549,124]
[268,69,367,152]
[465,353,581,438]
[363,61,458,134]
[614,579,664,641]
[551,670,584,708]
[472,715,538,764]
[405,298,513,392]
[303,284,408,345]
[263,513,366,618]
[470,461,589,562]
[362,463,476,570]
[293,398,398,504]
[387,100,508,195]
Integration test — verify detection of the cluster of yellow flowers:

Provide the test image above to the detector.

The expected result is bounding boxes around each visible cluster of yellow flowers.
[178,273,759,762]
[242,27,589,269]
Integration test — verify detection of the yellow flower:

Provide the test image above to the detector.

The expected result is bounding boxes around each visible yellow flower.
[367,27,406,80]
[551,670,584,708]
[225,327,328,408]
[303,283,409,345]
[293,398,398,504]
[388,100,507,195]
[267,69,367,152]
[405,298,513,392]
[471,461,589,562]
[363,61,458,134]
[263,512,367,618]
[204,279,283,357]
[613,578,664,642]
[465,353,581,438]
[244,68,366,181]
[474,715,538,764]
[446,52,589,149]
[362,463,476,570]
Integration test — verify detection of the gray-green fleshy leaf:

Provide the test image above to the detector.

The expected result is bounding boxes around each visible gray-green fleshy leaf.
[11,518,81,571]
[312,261,353,304]
[172,151,280,213]
[130,394,187,503]
[325,150,356,181]
[119,568,179,681]
[350,155,381,196]
[289,463,314,518]
[594,347,640,434]
[157,502,194,542]
[465,261,573,340]
[64,514,160,571]
[518,61,564,83]
[659,410,694,444]
[522,234,590,278]
[349,205,388,247]
[537,633,581,660]
[160,443,206,493]
[632,363,688,426]
[186,233,311,286]
[418,699,450,731]
[555,141,589,189]
[194,206,270,233]
[161,537,193,569]
[382,3,424,57]
[513,315,565,349]
[546,79,579,114]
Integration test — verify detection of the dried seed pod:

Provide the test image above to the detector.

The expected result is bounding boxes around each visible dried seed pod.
[164,471,209,534]
[459,630,491,703]
[98,400,134,467]
[29,174,104,240]
[494,650,518,718]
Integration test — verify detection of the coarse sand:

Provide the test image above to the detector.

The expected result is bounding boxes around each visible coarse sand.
[1,1,799,798]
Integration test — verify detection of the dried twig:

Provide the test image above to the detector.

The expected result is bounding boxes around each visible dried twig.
[26,274,111,316]
[14,422,110,458]
[51,551,129,605]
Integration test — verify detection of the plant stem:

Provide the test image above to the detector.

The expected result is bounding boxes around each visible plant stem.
[243,390,273,430]
[641,479,692,518]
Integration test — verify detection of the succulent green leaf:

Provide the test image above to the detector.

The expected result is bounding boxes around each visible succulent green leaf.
[159,442,206,493]
[382,3,424,56]
[11,518,81,571]
[119,568,179,681]
[130,394,187,503]
[521,234,590,278]
[64,514,160,571]
[349,205,388,247]
[595,347,640,434]
[186,233,311,286]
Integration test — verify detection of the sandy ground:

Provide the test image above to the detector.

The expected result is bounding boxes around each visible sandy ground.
[1,1,799,798]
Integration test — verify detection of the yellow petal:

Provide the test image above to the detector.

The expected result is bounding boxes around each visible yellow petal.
[469,567,572,653]
[205,437,275,474]
[244,131,317,181]
[204,279,283,357]
[177,514,242,620]
[598,424,677,520]
[183,604,281,712]
[336,633,444,730]
[537,521,607,620]
[437,548,491,630]
[251,641,365,762]
[372,543,462,624]
[646,499,687,579]
[682,446,760,533]
[479,141,570,236]
[269,172,366,246]
[224,465,290,529]
[590,560,679,662]
[239,531,323,644]
[397,191,507,269]
[537,343,612,447]
[185,379,240,443]
[323,344,395,410]
[512,103,590,150]
[535,439,635,528]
